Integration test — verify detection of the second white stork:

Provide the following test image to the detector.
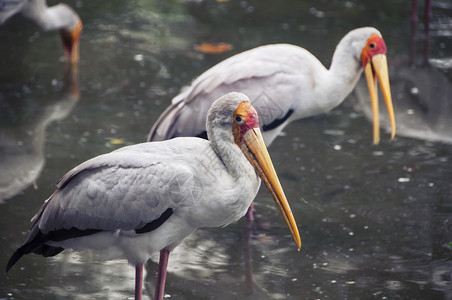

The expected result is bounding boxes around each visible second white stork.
[6,92,301,300]
[0,0,82,64]
[148,27,396,145]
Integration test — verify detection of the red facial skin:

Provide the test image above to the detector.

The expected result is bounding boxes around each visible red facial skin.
[232,102,259,148]
[361,34,387,68]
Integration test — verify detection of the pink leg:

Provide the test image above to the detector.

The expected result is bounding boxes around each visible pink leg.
[246,201,254,222]
[135,264,143,300]
[411,0,418,25]
[154,249,170,300]
[243,218,254,294]
[423,0,432,64]
[410,0,418,65]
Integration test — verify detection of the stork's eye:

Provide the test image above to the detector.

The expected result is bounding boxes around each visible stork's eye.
[235,115,245,125]
[369,42,376,49]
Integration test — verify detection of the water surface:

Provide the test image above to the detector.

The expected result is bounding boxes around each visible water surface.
[1,0,452,299]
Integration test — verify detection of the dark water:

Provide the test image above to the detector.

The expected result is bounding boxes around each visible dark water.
[1,0,452,299]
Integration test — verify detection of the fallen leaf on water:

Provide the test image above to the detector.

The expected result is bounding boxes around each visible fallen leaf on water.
[195,42,233,54]
[109,138,125,145]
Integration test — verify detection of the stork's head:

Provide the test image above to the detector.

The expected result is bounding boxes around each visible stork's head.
[358,29,396,144]
[60,18,82,64]
[207,92,301,250]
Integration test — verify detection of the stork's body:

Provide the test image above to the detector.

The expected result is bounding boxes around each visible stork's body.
[6,93,301,300]
[149,27,396,145]
[0,0,82,63]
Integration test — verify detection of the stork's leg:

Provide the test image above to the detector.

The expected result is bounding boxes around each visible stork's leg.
[154,249,170,300]
[135,263,144,300]
[410,0,418,65]
[411,0,418,26]
[245,201,254,222]
[423,0,432,64]
[243,217,254,294]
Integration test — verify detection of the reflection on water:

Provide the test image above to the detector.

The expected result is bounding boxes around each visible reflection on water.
[49,252,140,299]
[0,66,79,202]
[353,1,452,144]
[1,0,452,299]
[353,62,452,143]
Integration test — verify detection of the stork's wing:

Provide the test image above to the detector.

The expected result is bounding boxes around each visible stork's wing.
[149,44,316,142]
[32,139,211,234]
[4,138,218,271]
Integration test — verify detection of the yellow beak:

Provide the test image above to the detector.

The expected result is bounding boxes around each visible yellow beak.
[60,20,82,65]
[241,127,301,250]
[363,54,396,144]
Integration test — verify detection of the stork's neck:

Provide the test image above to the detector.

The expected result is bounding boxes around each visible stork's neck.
[213,137,254,180]
[308,40,362,117]
[316,40,364,113]
[207,127,256,182]
[22,2,79,31]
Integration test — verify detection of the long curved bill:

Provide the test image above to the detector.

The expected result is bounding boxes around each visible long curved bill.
[241,127,301,250]
[363,54,396,144]
[60,20,83,65]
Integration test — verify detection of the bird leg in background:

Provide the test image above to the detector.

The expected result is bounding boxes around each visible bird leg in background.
[154,249,170,300]
[243,219,254,294]
[410,0,418,65]
[246,202,254,222]
[135,264,144,300]
[410,0,432,66]
[424,0,432,65]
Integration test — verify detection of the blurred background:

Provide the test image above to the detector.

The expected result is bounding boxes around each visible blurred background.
[1,0,451,299]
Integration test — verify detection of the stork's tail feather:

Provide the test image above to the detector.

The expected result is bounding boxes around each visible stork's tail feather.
[6,249,24,273]
[148,101,184,142]
[6,231,64,272]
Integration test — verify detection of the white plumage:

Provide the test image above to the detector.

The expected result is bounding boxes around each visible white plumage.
[7,92,301,300]
[149,27,396,145]
[37,139,257,263]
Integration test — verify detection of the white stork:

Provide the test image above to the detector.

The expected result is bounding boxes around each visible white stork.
[6,92,301,300]
[148,27,396,146]
[0,0,82,63]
